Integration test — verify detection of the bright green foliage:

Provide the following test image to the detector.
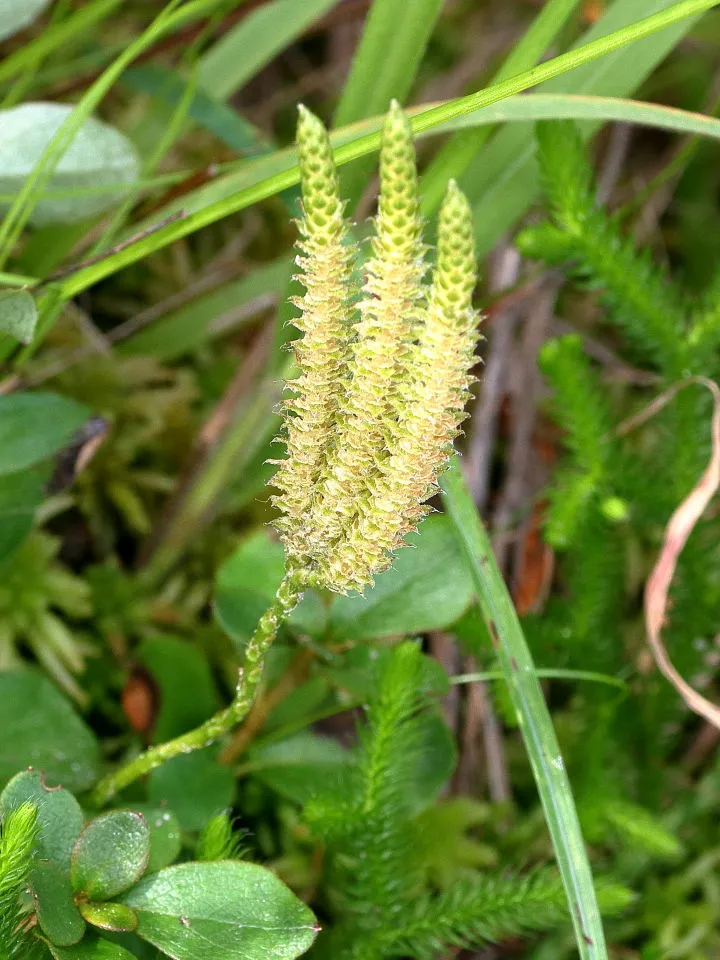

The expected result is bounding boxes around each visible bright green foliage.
[32,863,85,946]
[196,812,249,862]
[532,120,686,374]
[70,812,150,901]
[0,770,84,873]
[0,778,317,960]
[121,861,319,960]
[0,533,91,704]
[522,120,720,937]
[0,675,101,792]
[304,643,577,960]
[539,335,615,548]
[0,803,38,960]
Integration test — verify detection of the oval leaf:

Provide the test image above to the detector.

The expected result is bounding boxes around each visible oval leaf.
[121,861,319,960]
[0,671,101,791]
[45,936,137,960]
[0,103,140,225]
[0,393,89,476]
[329,515,475,640]
[0,769,84,870]
[71,812,150,900]
[0,0,51,42]
[32,863,85,946]
[78,901,138,934]
[0,289,37,343]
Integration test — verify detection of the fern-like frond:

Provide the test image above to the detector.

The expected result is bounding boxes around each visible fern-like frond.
[196,812,250,862]
[0,803,38,960]
[535,121,686,374]
[563,510,625,674]
[307,642,431,928]
[687,264,720,374]
[539,335,612,480]
[378,870,569,960]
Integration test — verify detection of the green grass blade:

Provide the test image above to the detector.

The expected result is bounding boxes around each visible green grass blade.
[0,0,123,87]
[335,0,443,126]
[5,91,717,223]
[0,0,222,268]
[451,669,628,693]
[197,0,338,101]
[53,0,720,296]
[464,0,710,254]
[440,457,606,960]
[421,0,583,214]
[334,0,443,203]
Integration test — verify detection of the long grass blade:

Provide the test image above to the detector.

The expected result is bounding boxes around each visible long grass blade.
[334,0,443,203]
[464,0,710,253]
[197,0,338,102]
[440,457,607,960]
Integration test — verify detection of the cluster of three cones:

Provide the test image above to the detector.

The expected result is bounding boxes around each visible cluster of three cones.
[272,101,480,594]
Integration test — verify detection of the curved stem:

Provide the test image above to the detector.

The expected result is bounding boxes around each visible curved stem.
[91,571,304,807]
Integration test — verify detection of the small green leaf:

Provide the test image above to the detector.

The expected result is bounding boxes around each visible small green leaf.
[132,805,182,873]
[0,103,140,225]
[215,531,325,643]
[148,747,234,833]
[136,637,218,743]
[0,671,101,791]
[121,861,319,960]
[0,289,37,343]
[44,936,137,960]
[0,769,84,870]
[0,393,89,476]
[0,0,51,42]
[31,863,85,946]
[78,902,138,934]
[330,516,474,640]
[71,812,150,900]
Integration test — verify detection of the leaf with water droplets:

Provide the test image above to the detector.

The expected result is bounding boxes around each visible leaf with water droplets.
[71,811,150,900]
[121,861,319,960]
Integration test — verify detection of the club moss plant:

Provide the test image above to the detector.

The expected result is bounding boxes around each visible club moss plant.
[91,101,480,807]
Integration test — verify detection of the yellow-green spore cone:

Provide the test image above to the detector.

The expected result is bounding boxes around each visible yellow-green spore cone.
[319,180,479,593]
[271,106,357,563]
[313,101,426,546]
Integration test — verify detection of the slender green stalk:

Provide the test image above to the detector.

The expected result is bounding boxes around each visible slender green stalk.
[91,571,304,806]
[440,457,607,960]
[54,0,720,299]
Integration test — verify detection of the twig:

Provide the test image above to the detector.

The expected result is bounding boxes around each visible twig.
[640,378,720,728]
